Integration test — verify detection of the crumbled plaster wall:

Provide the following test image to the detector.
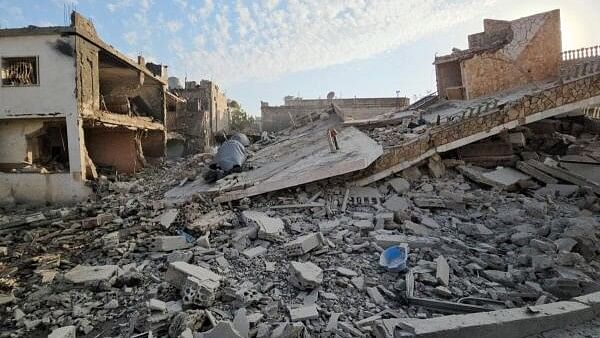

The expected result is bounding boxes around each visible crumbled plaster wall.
[462,10,561,99]
[0,172,91,205]
[0,119,47,164]
[84,127,144,174]
[75,36,100,112]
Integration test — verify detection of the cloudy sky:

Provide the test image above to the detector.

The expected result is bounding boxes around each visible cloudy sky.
[0,0,598,115]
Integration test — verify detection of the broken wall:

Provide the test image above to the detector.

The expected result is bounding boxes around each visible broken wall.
[0,119,49,167]
[0,34,77,118]
[84,127,144,174]
[0,173,91,205]
[462,10,561,99]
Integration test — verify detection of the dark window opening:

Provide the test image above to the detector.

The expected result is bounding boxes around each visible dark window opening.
[1,56,39,86]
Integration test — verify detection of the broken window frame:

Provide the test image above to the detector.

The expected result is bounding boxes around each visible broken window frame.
[1,56,40,87]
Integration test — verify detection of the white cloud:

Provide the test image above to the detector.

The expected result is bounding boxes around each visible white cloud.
[123,31,137,45]
[171,0,496,86]
[166,20,183,33]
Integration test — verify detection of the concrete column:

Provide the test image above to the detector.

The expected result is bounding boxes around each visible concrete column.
[65,112,86,181]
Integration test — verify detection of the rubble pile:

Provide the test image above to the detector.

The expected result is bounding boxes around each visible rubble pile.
[2,117,600,337]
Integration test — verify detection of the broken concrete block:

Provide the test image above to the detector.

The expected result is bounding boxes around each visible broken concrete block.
[403,220,431,236]
[326,312,341,332]
[387,177,410,194]
[158,209,179,228]
[64,265,118,284]
[147,298,167,312]
[482,270,513,286]
[555,238,578,252]
[165,261,222,289]
[353,219,374,231]
[242,211,285,242]
[366,287,386,305]
[435,255,450,286]
[242,246,267,258]
[203,321,243,338]
[511,232,534,246]
[336,267,358,277]
[182,276,220,308]
[372,233,439,249]
[284,233,325,256]
[456,222,493,238]
[289,304,319,321]
[149,236,191,252]
[289,261,323,290]
[532,255,554,272]
[420,216,440,229]
[393,301,594,338]
[48,325,76,338]
[232,308,249,338]
[319,219,340,234]
[187,210,236,232]
[427,154,446,178]
[0,246,7,256]
[351,276,365,290]
[382,196,409,212]
[530,239,556,253]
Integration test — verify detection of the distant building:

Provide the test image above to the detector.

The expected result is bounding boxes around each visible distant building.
[434,9,561,100]
[261,95,409,132]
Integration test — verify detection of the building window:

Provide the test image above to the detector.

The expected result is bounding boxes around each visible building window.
[1,56,39,86]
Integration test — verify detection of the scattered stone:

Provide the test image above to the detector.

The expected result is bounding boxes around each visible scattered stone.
[284,233,325,256]
[48,325,76,338]
[435,255,450,286]
[289,304,319,321]
[158,209,179,228]
[243,211,285,242]
[149,236,191,252]
[165,261,222,289]
[388,177,410,194]
[64,265,118,284]
[182,276,220,307]
[289,261,323,290]
[336,267,358,277]
[242,246,267,258]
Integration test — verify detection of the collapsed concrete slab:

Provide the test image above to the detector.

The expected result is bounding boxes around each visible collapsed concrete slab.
[165,117,383,203]
[64,265,119,284]
[388,300,594,338]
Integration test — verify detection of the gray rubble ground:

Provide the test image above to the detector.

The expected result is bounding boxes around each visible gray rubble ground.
[2,123,600,337]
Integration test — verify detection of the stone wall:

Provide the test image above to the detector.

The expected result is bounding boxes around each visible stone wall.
[462,10,561,99]
[364,72,600,179]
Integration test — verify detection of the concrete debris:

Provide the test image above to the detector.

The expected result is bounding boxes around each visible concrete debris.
[149,236,191,252]
[64,264,119,284]
[242,211,285,242]
[289,261,323,290]
[181,276,220,307]
[2,16,600,337]
[166,261,222,289]
[284,233,325,256]
[48,326,76,338]
[241,246,267,258]
[158,209,179,228]
[289,304,319,321]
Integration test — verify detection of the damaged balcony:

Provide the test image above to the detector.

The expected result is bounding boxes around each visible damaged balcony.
[80,47,167,176]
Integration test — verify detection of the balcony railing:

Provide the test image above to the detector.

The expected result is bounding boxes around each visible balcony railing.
[562,45,600,61]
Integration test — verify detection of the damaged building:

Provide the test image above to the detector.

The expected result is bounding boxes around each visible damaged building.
[261,94,410,132]
[168,79,230,152]
[0,12,169,204]
[4,7,600,338]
